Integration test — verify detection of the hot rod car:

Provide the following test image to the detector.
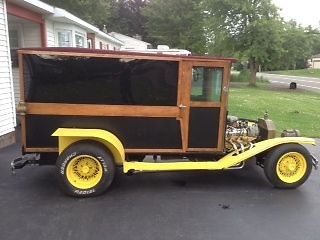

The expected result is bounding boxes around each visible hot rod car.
[12,48,318,197]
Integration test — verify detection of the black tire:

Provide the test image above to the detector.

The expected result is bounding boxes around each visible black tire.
[56,141,115,197]
[264,144,312,189]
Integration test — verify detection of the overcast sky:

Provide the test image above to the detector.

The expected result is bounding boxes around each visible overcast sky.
[273,0,320,28]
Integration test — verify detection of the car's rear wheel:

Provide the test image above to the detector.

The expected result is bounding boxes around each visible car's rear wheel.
[56,141,115,197]
[264,144,312,189]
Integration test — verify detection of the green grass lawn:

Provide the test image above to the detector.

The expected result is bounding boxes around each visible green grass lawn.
[267,69,320,79]
[228,84,320,137]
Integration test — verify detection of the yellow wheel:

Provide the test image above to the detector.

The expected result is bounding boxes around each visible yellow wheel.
[56,141,115,197]
[264,144,312,189]
[66,155,103,189]
[276,152,307,184]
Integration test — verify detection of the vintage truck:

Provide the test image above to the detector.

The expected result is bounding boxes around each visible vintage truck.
[12,48,318,197]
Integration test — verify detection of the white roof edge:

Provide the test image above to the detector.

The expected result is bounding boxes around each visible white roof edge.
[51,8,123,45]
[23,0,54,13]
[95,31,124,45]
[52,8,99,32]
[109,32,151,45]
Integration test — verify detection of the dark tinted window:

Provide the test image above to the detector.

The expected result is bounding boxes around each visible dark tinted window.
[24,55,179,106]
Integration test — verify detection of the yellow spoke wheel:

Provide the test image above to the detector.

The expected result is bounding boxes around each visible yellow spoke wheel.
[264,144,312,189]
[66,155,103,189]
[276,152,307,184]
[57,141,115,197]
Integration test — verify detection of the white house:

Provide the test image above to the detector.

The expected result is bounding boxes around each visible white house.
[0,0,15,148]
[310,54,320,69]
[109,32,152,50]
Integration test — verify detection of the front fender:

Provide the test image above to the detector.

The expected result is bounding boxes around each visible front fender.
[219,137,316,169]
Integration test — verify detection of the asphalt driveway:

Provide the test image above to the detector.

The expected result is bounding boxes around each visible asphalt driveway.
[0,138,319,240]
[258,73,320,92]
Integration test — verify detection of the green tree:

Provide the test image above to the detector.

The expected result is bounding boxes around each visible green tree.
[279,21,312,70]
[306,26,320,56]
[205,0,283,85]
[42,0,111,29]
[143,0,206,54]
[107,0,148,39]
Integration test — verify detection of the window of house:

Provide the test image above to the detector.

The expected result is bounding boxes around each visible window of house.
[57,30,72,47]
[75,32,85,48]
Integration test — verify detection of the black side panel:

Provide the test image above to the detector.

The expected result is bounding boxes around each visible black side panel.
[23,55,179,106]
[25,115,182,149]
[188,108,220,148]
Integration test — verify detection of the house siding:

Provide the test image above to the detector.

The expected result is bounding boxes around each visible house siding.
[95,36,120,50]
[45,19,54,47]
[0,0,16,145]
[313,58,320,69]
[22,22,41,47]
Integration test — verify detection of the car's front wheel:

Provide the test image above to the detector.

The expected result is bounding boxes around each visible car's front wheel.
[264,144,312,189]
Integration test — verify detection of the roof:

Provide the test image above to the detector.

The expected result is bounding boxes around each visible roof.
[8,0,123,46]
[7,0,54,14]
[312,53,320,58]
[19,47,238,63]
[109,32,151,46]
[49,8,123,46]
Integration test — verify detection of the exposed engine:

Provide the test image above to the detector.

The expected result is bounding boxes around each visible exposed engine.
[225,116,259,153]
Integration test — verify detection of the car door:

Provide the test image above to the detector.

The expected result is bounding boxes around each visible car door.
[179,60,231,153]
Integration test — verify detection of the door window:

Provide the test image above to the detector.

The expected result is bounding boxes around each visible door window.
[191,67,223,102]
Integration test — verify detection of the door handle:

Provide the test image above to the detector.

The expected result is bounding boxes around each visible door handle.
[223,86,228,93]
[179,104,187,109]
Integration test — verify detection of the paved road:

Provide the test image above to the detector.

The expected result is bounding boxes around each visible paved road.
[258,73,320,92]
[0,140,319,240]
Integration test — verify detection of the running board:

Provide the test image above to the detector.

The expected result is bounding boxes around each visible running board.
[123,160,241,173]
[123,137,316,173]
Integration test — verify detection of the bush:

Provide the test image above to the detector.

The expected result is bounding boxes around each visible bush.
[231,69,251,82]
[231,69,269,83]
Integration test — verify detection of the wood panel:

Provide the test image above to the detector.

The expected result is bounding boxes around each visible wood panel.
[125,149,184,154]
[19,50,182,62]
[25,147,58,153]
[25,103,180,118]
[24,147,184,154]
[24,147,222,154]
[178,61,192,152]
[18,49,237,63]
[190,102,221,108]
[19,53,27,148]
[217,64,231,150]
[187,148,220,152]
